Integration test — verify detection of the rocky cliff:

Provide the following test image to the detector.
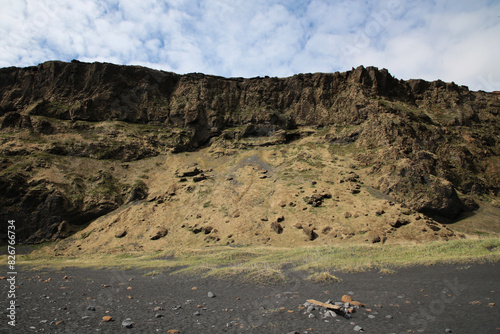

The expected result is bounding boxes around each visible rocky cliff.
[0,61,499,245]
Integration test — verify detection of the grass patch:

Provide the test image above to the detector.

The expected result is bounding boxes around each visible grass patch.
[379,268,396,275]
[144,270,161,277]
[307,271,343,283]
[13,238,500,284]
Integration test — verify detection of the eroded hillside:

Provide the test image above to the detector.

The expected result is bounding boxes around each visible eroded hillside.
[0,61,499,249]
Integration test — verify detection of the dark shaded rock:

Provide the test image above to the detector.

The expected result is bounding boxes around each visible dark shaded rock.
[33,119,54,134]
[54,220,72,239]
[193,174,207,182]
[302,226,318,241]
[271,221,283,234]
[390,218,410,228]
[150,227,168,240]
[1,112,33,130]
[202,226,213,234]
[176,166,202,178]
[127,180,148,203]
[377,160,463,221]
[115,230,127,238]
[304,193,332,207]
[461,196,479,212]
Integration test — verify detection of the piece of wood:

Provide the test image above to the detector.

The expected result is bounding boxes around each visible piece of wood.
[307,299,341,310]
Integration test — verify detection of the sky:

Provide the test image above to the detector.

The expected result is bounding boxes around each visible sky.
[1,0,499,91]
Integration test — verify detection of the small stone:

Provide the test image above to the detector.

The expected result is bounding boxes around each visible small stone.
[155,314,163,318]
[207,291,216,298]
[342,295,353,303]
[308,313,315,319]
[306,305,315,313]
[353,325,363,332]
[193,311,201,316]
[385,315,393,319]
[82,316,91,320]
[167,330,181,334]
[87,306,96,311]
[368,315,375,319]
[121,319,133,328]
[325,310,337,318]
[445,329,452,333]
[115,230,127,238]
[153,306,163,312]
[102,316,113,322]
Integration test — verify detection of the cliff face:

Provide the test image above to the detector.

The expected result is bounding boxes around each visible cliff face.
[0,61,499,244]
[1,61,485,139]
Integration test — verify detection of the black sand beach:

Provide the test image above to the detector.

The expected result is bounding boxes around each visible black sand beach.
[2,263,499,333]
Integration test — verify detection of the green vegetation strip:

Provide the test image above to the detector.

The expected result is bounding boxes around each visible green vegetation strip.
[11,238,500,284]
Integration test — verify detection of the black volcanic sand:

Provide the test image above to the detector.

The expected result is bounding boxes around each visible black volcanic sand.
[1,263,499,333]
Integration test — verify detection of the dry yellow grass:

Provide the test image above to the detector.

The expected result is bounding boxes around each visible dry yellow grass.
[10,237,499,284]
[23,138,485,258]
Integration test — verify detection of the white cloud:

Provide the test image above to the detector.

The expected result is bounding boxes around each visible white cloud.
[0,0,499,90]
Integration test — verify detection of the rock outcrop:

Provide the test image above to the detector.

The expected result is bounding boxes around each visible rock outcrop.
[0,60,498,243]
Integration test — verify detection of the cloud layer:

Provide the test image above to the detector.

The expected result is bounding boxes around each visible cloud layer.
[1,0,499,90]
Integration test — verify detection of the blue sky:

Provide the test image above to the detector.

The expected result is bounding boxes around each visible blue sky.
[1,0,499,91]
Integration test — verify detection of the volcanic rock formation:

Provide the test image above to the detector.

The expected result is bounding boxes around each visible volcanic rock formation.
[0,61,498,245]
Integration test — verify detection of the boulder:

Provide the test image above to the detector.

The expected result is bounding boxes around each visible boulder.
[271,221,283,234]
[377,160,462,221]
[115,230,127,238]
[176,166,203,178]
[303,226,318,241]
[150,227,168,240]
